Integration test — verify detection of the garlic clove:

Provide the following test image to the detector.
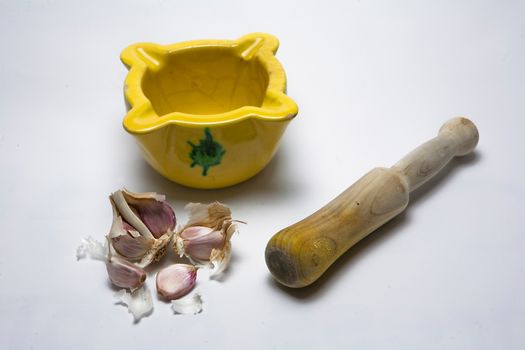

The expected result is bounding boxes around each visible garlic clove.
[110,189,176,239]
[176,202,242,280]
[111,191,155,239]
[176,226,225,260]
[179,225,214,239]
[106,256,146,290]
[156,264,197,300]
[122,220,139,235]
[111,235,154,260]
[108,198,154,260]
[121,189,176,239]
[108,189,176,267]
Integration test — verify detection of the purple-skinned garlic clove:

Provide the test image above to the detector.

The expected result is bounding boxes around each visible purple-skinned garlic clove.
[174,202,241,278]
[156,264,197,300]
[111,235,154,260]
[120,189,176,239]
[175,226,225,260]
[106,256,147,291]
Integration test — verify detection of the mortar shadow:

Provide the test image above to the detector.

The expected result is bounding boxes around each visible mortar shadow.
[132,145,303,206]
[266,152,482,301]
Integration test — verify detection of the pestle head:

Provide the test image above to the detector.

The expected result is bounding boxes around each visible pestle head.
[439,117,479,156]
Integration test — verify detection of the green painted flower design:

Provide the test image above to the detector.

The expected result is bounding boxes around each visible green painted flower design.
[188,128,226,176]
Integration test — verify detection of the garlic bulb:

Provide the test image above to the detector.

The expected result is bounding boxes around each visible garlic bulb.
[108,189,176,268]
[174,202,240,279]
[77,191,244,320]
[156,264,197,300]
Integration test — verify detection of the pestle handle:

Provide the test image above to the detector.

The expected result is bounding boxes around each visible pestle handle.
[265,117,479,288]
[391,117,479,192]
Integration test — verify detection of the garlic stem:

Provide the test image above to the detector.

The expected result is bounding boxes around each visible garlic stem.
[112,191,154,239]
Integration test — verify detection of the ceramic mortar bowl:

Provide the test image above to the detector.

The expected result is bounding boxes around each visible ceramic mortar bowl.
[121,33,298,189]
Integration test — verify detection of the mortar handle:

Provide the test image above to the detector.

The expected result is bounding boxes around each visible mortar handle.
[391,117,479,192]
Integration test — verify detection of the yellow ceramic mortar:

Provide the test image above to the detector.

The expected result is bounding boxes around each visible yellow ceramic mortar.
[121,33,298,189]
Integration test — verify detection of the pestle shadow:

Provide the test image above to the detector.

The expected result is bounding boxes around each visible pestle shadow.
[266,151,482,301]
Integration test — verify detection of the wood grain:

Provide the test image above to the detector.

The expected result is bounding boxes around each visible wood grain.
[265,117,479,288]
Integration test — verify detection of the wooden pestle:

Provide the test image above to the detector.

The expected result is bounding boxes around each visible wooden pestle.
[265,117,479,288]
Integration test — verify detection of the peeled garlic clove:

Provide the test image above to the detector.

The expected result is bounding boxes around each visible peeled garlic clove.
[176,226,225,260]
[111,235,153,260]
[156,264,197,300]
[106,256,146,290]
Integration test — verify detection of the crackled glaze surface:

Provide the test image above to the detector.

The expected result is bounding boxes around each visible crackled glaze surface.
[142,48,269,116]
[121,33,298,189]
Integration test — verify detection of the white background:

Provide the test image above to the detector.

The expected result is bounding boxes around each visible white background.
[1,0,524,349]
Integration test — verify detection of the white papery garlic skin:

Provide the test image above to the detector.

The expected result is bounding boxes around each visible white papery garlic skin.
[76,236,108,261]
[115,285,153,322]
[174,202,241,281]
[156,264,197,300]
[209,242,232,280]
[171,293,203,315]
[175,202,238,258]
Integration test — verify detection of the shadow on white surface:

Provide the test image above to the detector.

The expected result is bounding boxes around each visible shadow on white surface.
[130,147,304,205]
[265,152,482,300]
